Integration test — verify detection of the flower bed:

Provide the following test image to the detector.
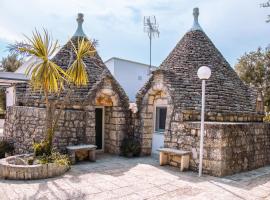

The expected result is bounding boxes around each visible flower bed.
[0,154,69,180]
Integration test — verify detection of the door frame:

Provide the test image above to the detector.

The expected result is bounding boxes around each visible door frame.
[151,104,167,154]
[95,106,105,152]
[153,104,168,134]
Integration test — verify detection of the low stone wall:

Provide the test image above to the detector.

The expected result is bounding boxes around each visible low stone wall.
[181,110,264,122]
[4,106,128,154]
[4,106,87,154]
[0,155,69,180]
[165,122,270,176]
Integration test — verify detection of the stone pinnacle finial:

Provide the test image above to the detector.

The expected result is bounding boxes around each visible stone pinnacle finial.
[190,7,203,31]
[73,13,87,37]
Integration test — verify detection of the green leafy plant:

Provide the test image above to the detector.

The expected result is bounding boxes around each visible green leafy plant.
[27,158,34,165]
[37,152,70,167]
[264,114,270,122]
[33,141,51,157]
[120,137,141,157]
[10,29,96,156]
[0,140,14,158]
[235,47,270,112]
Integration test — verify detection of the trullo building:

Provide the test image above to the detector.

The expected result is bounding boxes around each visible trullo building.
[136,8,270,176]
[4,14,130,154]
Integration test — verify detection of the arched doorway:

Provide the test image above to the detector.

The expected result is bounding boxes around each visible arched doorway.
[138,79,173,156]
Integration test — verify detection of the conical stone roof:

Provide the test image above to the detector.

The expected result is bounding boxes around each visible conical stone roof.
[137,8,260,120]
[16,13,129,107]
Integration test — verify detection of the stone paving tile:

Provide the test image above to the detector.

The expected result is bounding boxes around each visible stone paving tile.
[85,190,119,200]
[157,183,179,192]
[1,154,270,200]
[94,181,120,191]
[112,193,143,200]
[135,186,167,199]
[111,186,135,197]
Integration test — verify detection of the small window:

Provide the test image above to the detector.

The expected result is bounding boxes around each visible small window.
[155,107,167,132]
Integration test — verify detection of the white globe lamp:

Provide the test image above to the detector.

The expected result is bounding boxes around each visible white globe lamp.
[197,66,211,80]
[197,66,211,177]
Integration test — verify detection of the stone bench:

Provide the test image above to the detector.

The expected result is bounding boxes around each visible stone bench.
[158,148,191,171]
[66,144,97,164]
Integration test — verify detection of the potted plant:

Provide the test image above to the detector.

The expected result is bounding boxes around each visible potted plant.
[120,137,141,158]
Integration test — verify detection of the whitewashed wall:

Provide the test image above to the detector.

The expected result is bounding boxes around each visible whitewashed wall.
[105,58,151,102]
[6,87,15,107]
[5,57,38,108]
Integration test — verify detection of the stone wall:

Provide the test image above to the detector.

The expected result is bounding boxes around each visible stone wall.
[4,105,129,154]
[4,106,87,154]
[104,106,127,154]
[137,72,270,176]
[181,110,263,122]
[165,121,270,176]
[138,90,270,177]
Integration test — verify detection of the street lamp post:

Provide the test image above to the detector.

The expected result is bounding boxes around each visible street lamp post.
[197,66,211,177]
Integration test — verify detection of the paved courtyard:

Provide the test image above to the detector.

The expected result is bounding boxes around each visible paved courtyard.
[0,154,270,200]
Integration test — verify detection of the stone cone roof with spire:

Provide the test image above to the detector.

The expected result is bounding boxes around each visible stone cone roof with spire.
[137,8,262,120]
[16,13,129,107]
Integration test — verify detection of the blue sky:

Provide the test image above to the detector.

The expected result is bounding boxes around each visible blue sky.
[0,0,269,67]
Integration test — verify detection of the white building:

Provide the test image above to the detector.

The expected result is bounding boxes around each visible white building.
[105,57,155,102]
[5,57,154,106]
[5,57,38,107]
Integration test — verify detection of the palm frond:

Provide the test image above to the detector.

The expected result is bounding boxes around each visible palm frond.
[12,29,67,94]
[8,42,32,57]
[66,38,96,86]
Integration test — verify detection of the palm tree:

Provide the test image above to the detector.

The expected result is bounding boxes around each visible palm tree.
[11,29,96,155]
[0,54,24,115]
[0,53,23,72]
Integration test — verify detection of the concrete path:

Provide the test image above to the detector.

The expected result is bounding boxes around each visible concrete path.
[0,154,270,200]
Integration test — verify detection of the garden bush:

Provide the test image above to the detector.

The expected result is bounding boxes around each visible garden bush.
[120,137,141,157]
[37,151,70,167]
[33,140,51,156]
[264,114,270,122]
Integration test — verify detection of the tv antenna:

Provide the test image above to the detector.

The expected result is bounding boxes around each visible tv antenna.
[144,16,160,74]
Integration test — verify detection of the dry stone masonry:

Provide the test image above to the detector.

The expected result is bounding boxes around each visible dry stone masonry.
[0,154,69,180]
[3,9,270,178]
[4,14,130,155]
[136,8,270,176]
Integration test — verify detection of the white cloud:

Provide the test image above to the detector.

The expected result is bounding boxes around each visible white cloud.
[0,26,21,42]
[0,0,269,66]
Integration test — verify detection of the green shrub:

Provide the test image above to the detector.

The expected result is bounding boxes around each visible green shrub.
[33,140,51,156]
[27,158,34,165]
[264,114,270,122]
[120,137,141,157]
[0,140,14,158]
[37,151,70,167]
[51,152,70,167]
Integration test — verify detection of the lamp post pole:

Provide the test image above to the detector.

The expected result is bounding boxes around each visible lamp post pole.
[197,66,211,177]
[199,79,206,177]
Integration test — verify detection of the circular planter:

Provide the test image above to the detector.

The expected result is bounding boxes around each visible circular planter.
[0,154,69,180]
